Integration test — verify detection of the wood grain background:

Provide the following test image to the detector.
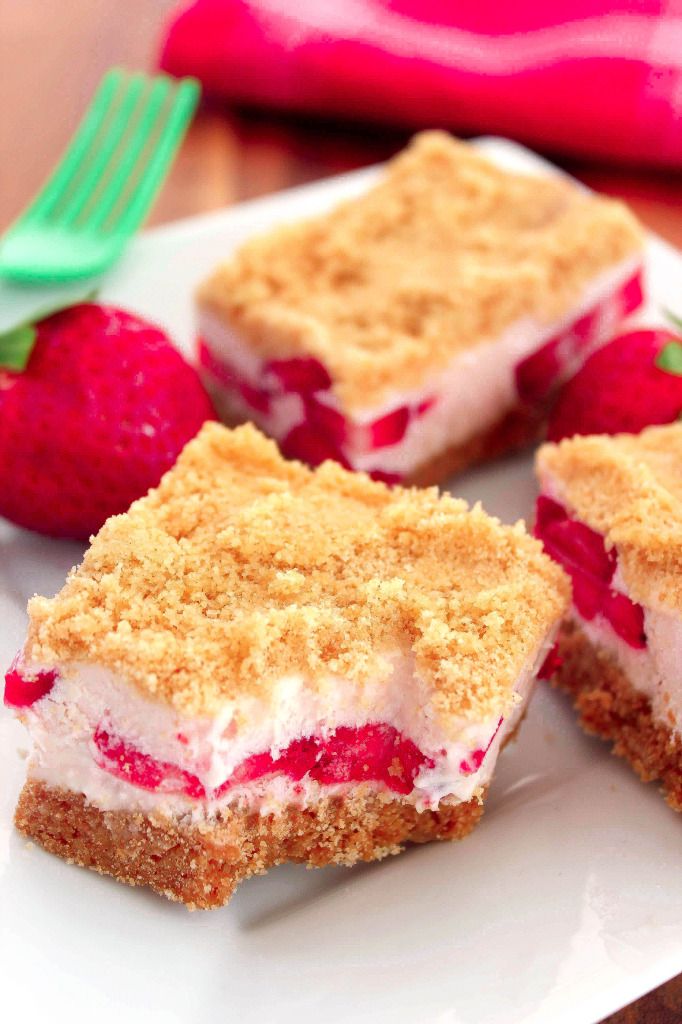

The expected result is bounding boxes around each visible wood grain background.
[1,3,680,1021]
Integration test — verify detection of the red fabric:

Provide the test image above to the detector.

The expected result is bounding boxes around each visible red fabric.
[159,0,682,167]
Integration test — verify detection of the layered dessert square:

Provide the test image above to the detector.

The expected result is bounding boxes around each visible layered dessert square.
[197,132,643,486]
[6,422,567,908]
[535,424,682,810]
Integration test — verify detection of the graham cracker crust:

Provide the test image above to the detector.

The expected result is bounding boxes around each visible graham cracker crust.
[553,620,682,811]
[15,781,485,909]
[404,404,543,487]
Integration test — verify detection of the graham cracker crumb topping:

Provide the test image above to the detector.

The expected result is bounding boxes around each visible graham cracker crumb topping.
[198,131,642,412]
[28,423,567,720]
[537,423,682,612]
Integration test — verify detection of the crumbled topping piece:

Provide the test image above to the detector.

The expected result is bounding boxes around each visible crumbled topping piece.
[28,423,568,720]
[199,131,642,411]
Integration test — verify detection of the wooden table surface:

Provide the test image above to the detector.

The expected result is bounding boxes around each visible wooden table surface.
[1,3,680,1021]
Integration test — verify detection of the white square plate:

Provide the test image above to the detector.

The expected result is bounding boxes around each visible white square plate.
[1,139,680,1024]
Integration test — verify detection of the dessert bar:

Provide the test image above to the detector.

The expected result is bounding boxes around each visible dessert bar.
[6,423,568,907]
[198,132,643,485]
[535,424,682,810]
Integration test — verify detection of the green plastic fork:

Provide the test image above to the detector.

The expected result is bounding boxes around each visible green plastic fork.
[0,69,200,283]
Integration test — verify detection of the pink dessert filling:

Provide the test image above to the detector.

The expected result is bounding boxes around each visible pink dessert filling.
[535,495,646,649]
[459,717,503,774]
[198,339,430,482]
[93,721,434,799]
[3,665,509,802]
[199,267,643,480]
[515,269,643,405]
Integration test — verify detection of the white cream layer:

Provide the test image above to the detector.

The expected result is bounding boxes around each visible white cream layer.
[15,640,552,822]
[199,255,639,477]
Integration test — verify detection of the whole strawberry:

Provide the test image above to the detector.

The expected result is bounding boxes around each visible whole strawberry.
[547,328,682,442]
[0,303,215,539]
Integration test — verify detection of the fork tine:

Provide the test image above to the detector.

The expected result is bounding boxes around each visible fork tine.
[84,76,173,232]
[56,72,148,227]
[21,69,125,225]
[0,71,199,283]
[106,78,200,237]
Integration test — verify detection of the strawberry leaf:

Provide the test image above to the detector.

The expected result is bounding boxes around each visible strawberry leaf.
[0,323,37,371]
[656,341,682,376]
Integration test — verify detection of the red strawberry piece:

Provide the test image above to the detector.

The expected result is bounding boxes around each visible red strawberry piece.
[620,271,645,317]
[415,396,436,417]
[93,722,432,800]
[369,469,402,485]
[198,340,270,413]
[265,356,332,394]
[571,570,608,621]
[515,269,645,405]
[198,339,240,389]
[4,665,57,708]
[535,495,567,531]
[515,339,563,406]
[459,717,503,775]
[238,379,272,414]
[535,497,647,648]
[281,423,350,469]
[216,751,275,793]
[273,736,321,781]
[219,738,320,792]
[369,406,410,449]
[304,395,348,445]
[515,306,600,405]
[308,724,432,795]
[547,329,682,442]
[222,726,431,796]
[539,516,616,584]
[0,304,215,540]
[601,590,647,649]
[93,722,206,799]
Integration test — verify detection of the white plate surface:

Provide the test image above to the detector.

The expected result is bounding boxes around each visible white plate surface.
[1,139,680,1024]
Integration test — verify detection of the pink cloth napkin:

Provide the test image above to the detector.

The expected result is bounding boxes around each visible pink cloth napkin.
[160,0,682,167]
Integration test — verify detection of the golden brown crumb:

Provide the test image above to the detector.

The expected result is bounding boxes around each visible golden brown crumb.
[15,780,485,908]
[198,131,643,412]
[27,422,568,723]
[536,423,682,612]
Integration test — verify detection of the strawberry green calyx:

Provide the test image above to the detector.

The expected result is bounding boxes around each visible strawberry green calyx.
[0,323,37,371]
[655,340,682,377]
[0,290,98,372]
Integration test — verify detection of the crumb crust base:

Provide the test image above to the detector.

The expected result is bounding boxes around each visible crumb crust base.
[554,620,682,811]
[15,781,485,909]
